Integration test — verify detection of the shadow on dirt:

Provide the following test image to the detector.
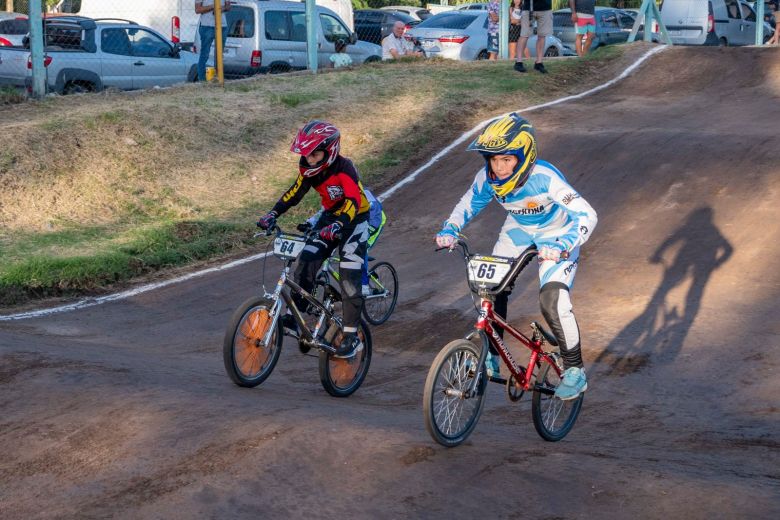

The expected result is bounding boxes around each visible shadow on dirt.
[595,207,733,375]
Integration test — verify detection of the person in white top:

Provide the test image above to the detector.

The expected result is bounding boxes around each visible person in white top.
[195,0,231,81]
[381,21,423,60]
[330,39,354,69]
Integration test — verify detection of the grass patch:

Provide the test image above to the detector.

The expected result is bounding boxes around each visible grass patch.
[0,86,26,105]
[0,43,649,306]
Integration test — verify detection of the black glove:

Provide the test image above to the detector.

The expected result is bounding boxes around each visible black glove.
[256,211,278,230]
[296,222,313,233]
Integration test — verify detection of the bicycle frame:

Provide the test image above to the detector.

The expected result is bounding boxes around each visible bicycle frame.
[259,229,342,356]
[320,256,390,302]
[472,299,562,393]
[443,240,563,398]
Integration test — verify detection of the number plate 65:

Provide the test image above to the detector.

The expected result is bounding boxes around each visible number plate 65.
[467,256,513,287]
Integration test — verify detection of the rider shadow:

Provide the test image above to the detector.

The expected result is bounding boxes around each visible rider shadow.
[595,207,733,376]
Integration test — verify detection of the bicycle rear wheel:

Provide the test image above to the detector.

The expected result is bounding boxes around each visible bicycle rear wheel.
[318,319,373,397]
[362,261,398,326]
[531,356,584,441]
[423,339,487,447]
[223,297,283,388]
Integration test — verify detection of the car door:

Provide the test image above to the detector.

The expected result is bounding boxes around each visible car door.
[738,2,759,44]
[126,27,186,89]
[99,27,135,90]
[725,0,746,43]
[263,9,307,71]
[318,12,352,68]
[598,10,622,44]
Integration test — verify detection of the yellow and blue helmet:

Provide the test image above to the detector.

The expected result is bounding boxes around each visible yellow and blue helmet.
[467,113,537,198]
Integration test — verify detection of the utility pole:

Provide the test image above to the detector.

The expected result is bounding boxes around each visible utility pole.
[214,1,224,86]
[29,0,46,99]
[306,0,317,73]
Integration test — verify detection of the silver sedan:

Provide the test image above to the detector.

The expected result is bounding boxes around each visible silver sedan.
[0,12,28,47]
[405,10,570,61]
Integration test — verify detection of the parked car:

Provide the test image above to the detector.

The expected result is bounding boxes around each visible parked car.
[552,6,650,51]
[62,0,355,48]
[406,10,569,60]
[456,3,488,10]
[195,1,381,75]
[0,12,28,47]
[0,17,199,94]
[708,0,773,45]
[380,6,432,21]
[354,8,418,45]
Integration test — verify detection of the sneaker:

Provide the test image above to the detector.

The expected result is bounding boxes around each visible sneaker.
[534,62,547,74]
[361,284,371,297]
[333,332,363,358]
[554,367,588,400]
[513,61,526,73]
[486,352,501,378]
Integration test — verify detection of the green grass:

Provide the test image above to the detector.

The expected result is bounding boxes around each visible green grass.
[0,86,26,105]
[0,44,634,306]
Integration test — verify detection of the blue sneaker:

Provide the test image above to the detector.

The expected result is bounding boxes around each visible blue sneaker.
[486,352,500,378]
[554,367,587,400]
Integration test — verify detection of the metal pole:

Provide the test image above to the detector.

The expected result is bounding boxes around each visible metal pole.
[643,0,652,42]
[306,0,317,73]
[29,0,45,99]
[499,0,509,59]
[756,0,765,45]
[214,0,224,86]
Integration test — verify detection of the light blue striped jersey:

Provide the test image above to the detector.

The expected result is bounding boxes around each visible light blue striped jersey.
[444,160,598,251]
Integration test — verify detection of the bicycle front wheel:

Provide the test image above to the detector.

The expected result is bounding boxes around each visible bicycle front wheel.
[362,261,398,326]
[531,357,584,441]
[223,297,283,388]
[423,339,487,447]
[318,319,373,397]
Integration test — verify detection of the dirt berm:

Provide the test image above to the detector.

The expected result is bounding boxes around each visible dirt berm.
[0,46,778,518]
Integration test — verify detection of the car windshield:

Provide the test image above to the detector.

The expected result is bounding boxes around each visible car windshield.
[417,12,478,30]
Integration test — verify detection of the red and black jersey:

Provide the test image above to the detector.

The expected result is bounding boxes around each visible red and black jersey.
[271,156,369,227]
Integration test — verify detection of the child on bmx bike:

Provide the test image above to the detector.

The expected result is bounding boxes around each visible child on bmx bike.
[435,113,598,400]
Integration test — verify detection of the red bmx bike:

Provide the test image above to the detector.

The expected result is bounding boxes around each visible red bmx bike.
[423,240,584,446]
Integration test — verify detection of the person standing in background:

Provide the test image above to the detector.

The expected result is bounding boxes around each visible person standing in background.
[487,0,500,60]
[514,0,553,74]
[509,0,524,61]
[569,0,596,57]
[195,0,231,81]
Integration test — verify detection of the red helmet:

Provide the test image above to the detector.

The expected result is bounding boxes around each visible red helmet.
[290,121,341,177]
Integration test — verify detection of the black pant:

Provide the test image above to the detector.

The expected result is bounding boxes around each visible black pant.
[294,213,369,331]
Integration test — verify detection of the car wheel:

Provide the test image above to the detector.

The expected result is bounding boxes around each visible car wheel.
[477,49,489,60]
[63,81,93,95]
[719,37,728,47]
[268,62,290,74]
[544,46,560,58]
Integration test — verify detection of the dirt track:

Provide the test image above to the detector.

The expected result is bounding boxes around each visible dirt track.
[1,47,779,519]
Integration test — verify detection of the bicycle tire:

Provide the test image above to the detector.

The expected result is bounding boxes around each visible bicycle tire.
[362,261,398,326]
[531,358,584,442]
[223,296,283,388]
[423,339,487,447]
[318,319,373,397]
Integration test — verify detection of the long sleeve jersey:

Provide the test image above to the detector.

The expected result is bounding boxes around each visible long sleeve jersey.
[272,155,369,228]
[444,160,598,251]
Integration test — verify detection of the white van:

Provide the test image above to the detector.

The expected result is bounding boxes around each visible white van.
[196,0,380,76]
[659,0,772,45]
[58,0,354,48]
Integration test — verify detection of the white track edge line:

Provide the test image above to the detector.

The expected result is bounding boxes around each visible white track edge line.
[0,45,665,322]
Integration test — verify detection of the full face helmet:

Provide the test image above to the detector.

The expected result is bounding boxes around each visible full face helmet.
[466,113,537,198]
[290,121,341,177]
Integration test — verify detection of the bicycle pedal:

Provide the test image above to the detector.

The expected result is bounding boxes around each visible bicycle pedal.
[489,375,507,385]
